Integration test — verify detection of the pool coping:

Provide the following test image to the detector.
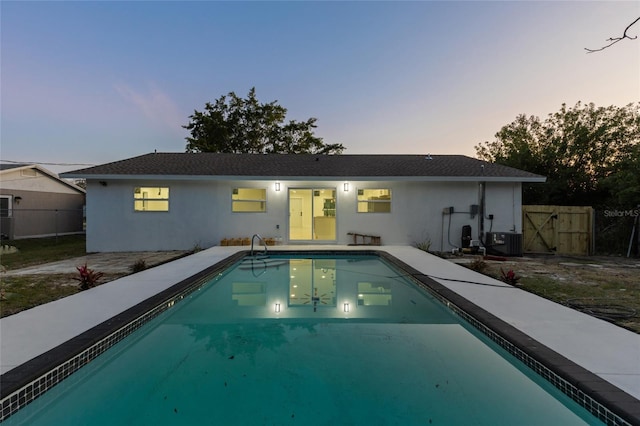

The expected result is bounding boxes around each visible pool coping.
[376,250,640,426]
[1,248,639,425]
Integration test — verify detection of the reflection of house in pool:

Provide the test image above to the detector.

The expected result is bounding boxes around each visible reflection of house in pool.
[61,153,545,252]
[195,256,452,323]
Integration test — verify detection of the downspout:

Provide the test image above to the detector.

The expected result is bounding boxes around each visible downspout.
[479,182,486,245]
[478,164,486,245]
[512,183,517,233]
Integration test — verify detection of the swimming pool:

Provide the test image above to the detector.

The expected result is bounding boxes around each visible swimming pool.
[2,252,611,425]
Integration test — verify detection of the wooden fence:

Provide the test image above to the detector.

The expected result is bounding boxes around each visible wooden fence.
[522,205,594,255]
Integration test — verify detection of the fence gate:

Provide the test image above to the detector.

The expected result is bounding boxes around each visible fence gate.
[522,205,593,255]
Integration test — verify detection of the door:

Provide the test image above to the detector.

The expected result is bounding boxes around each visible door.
[289,188,336,241]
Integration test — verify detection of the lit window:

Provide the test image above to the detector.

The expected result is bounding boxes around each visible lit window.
[232,188,266,212]
[134,187,169,212]
[357,282,392,305]
[357,189,391,213]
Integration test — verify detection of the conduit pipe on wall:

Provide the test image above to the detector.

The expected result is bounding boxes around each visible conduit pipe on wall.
[478,182,486,244]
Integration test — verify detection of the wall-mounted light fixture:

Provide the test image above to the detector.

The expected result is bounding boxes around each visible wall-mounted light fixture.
[343,182,349,192]
[13,196,22,205]
[343,302,350,313]
[99,181,108,187]
[275,182,281,192]
[275,303,281,313]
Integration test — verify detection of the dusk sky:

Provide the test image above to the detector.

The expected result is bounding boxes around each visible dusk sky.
[2,1,639,174]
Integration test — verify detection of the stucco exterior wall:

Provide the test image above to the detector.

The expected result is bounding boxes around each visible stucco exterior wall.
[86,178,523,252]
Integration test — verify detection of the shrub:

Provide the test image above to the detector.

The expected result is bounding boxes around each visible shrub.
[467,258,488,273]
[500,268,520,286]
[413,238,432,253]
[73,263,104,290]
[130,259,147,273]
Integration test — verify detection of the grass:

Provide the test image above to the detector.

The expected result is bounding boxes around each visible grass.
[0,275,80,317]
[1,235,86,270]
[479,261,640,334]
[0,235,90,318]
[517,275,640,333]
[0,235,188,318]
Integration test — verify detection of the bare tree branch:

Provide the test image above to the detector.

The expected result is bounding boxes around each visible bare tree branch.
[585,16,640,53]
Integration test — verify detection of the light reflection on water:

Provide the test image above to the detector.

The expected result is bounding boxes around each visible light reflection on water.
[5,255,602,425]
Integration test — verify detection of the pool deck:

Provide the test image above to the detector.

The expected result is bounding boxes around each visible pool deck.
[2,246,639,407]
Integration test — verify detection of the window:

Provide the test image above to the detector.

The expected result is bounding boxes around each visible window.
[232,188,266,212]
[134,187,169,211]
[357,189,391,213]
[357,282,392,306]
[0,196,11,218]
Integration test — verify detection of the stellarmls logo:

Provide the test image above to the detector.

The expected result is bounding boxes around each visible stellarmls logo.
[603,209,640,217]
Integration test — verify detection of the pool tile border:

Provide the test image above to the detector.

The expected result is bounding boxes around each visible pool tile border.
[0,251,244,422]
[1,249,639,425]
[378,251,640,426]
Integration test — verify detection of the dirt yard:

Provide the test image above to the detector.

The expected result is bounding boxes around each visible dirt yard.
[454,254,640,334]
[0,251,189,318]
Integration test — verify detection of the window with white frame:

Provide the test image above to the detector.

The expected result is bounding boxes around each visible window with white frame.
[134,187,169,212]
[357,189,391,213]
[232,188,266,212]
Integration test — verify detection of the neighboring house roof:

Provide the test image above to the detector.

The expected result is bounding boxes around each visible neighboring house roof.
[61,152,546,182]
[1,163,86,194]
[0,164,31,171]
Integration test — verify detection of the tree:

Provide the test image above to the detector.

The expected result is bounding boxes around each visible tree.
[475,102,640,208]
[184,88,345,155]
[585,17,640,53]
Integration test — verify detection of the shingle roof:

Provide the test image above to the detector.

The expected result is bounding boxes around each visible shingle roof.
[0,164,30,171]
[61,153,546,182]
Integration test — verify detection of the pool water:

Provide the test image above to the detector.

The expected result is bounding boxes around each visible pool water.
[6,255,603,425]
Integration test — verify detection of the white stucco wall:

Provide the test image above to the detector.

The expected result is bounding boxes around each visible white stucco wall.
[85,178,523,252]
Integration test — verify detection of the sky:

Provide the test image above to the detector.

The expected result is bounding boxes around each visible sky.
[1,1,639,174]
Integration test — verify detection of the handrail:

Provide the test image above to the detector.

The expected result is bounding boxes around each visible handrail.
[250,234,268,257]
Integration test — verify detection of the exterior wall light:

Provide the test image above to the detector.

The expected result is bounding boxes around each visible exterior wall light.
[275,303,281,313]
[343,182,349,192]
[275,182,281,191]
[343,302,350,312]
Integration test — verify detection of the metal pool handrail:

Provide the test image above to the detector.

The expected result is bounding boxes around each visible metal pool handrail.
[250,234,268,257]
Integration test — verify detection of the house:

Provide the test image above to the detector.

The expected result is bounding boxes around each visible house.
[61,153,545,253]
[0,164,86,240]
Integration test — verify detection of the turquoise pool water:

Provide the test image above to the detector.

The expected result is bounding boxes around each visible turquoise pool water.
[6,255,603,425]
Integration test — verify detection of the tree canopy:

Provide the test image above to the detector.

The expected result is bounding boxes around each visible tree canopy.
[475,102,640,208]
[184,88,345,155]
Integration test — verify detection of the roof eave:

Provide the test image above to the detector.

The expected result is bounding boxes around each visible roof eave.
[64,173,546,183]
[5,165,86,194]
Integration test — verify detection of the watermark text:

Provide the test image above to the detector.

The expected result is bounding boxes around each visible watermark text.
[603,209,640,217]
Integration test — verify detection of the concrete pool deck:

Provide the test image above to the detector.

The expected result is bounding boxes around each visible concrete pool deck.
[1,246,639,418]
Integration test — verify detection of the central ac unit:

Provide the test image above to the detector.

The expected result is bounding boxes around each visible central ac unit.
[485,232,523,256]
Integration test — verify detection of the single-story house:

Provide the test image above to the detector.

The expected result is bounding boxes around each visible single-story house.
[0,164,86,240]
[61,153,545,253]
